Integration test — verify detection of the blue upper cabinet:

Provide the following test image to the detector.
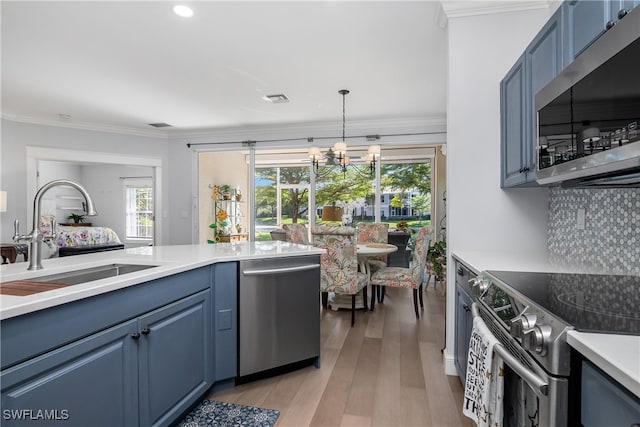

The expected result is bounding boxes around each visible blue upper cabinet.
[563,0,639,62]
[501,54,528,188]
[501,7,563,188]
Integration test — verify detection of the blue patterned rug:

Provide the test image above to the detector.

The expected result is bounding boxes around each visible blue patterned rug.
[178,399,280,427]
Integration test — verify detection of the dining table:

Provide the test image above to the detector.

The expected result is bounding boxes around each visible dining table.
[328,242,397,310]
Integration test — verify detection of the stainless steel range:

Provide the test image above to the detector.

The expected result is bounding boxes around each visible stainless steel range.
[470,270,640,426]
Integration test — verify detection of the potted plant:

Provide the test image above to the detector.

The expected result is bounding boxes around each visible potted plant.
[235,188,242,202]
[220,185,232,200]
[427,240,447,281]
[67,213,89,226]
[396,220,409,233]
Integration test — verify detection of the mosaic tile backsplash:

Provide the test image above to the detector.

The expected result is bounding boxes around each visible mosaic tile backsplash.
[548,188,640,276]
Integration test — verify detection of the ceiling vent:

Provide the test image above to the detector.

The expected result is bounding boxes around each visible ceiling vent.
[148,122,172,128]
[262,94,290,104]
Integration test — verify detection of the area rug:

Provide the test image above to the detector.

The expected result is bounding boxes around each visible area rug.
[177,399,280,427]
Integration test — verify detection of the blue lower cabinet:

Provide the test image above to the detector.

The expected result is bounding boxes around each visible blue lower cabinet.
[1,272,214,427]
[581,360,640,426]
[1,320,139,427]
[213,262,238,384]
[138,290,212,427]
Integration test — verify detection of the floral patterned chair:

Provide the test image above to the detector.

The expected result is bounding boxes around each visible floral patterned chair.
[369,226,432,318]
[282,223,309,245]
[356,222,390,272]
[357,222,389,303]
[311,225,368,326]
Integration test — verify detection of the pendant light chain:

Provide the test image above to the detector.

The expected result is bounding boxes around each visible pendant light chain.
[342,90,346,143]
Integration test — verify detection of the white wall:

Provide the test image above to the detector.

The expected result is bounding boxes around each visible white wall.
[444,8,552,372]
[198,152,249,243]
[0,119,169,243]
[80,164,154,246]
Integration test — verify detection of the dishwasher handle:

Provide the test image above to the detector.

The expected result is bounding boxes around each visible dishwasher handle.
[242,263,320,276]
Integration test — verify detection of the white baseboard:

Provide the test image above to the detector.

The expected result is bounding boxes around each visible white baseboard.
[443,349,457,376]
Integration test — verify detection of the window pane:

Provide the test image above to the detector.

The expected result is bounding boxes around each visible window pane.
[125,186,153,239]
[380,161,432,228]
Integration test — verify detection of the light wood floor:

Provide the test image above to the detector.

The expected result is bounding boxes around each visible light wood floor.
[209,283,474,427]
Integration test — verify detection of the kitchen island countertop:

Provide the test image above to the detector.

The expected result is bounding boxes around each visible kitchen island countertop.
[0,242,324,320]
[452,250,640,399]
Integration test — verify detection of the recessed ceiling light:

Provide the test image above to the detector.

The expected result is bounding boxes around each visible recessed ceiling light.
[173,5,194,18]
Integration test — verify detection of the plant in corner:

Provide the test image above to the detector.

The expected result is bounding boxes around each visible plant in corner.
[220,185,232,200]
[427,240,447,280]
[67,213,86,224]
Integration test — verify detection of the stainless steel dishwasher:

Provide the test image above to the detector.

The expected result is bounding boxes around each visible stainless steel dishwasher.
[238,255,321,377]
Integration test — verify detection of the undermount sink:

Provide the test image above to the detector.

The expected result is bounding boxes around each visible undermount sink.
[32,263,158,285]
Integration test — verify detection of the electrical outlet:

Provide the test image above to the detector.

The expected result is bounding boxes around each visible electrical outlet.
[577,208,586,230]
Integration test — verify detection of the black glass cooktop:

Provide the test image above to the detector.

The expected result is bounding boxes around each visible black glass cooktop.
[485,270,640,335]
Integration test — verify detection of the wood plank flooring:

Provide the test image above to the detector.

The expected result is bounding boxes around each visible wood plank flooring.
[209,283,474,427]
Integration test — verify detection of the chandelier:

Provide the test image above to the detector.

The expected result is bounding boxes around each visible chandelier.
[308,89,381,177]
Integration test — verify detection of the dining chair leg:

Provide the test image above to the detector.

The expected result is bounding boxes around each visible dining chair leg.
[380,287,386,303]
[370,285,376,311]
[351,295,356,327]
[418,284,424,309]
[377,285,383,302]
[413,289,419,319]
[363,286,369,311]
[321,291,328,309]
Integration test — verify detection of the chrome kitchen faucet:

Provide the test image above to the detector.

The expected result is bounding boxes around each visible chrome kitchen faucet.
[13,179,97,270]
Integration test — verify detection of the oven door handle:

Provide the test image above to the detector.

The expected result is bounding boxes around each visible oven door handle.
[471,303,549,396]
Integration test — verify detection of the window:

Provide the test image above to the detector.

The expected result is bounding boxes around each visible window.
[124,179,154,240]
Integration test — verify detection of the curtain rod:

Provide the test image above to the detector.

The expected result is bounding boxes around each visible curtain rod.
[185,131,446,148]
[119,176,153,180]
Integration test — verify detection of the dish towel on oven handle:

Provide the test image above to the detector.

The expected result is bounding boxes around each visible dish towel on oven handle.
[463,315,505,427]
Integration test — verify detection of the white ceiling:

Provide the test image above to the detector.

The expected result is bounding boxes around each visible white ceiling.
[1,1,554,138]
[1,1,450,137]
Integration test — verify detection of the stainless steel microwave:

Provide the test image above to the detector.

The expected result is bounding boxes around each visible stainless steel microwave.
[535,6,640,187]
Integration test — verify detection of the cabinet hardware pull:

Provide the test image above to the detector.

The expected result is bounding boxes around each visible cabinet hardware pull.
[606,20,616,30]
[457,267,464,275]
[618,9,628,19]
[141,327,150,335]
[131,332,140,340]
[463,304,470,312]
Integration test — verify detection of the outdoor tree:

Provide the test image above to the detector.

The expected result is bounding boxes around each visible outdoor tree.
[411,193,431,223]
[315,167,373,208]
[390,193,404,209]
[381,163,431,195]
[255,166,309,223]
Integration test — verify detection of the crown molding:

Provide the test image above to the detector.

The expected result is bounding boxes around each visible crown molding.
[439,1,552,20]
[1,112,447,146]
[1,113,169,139]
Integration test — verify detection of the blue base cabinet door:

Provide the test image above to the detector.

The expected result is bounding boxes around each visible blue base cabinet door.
[138,290,213,427]
[1,319,139,427]
[213,262,238,383]
[454,288,473,383]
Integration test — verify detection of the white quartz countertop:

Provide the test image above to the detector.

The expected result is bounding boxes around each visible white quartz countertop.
[0,242,325,320]
[452,250,555,275]
[451,249,640,398]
